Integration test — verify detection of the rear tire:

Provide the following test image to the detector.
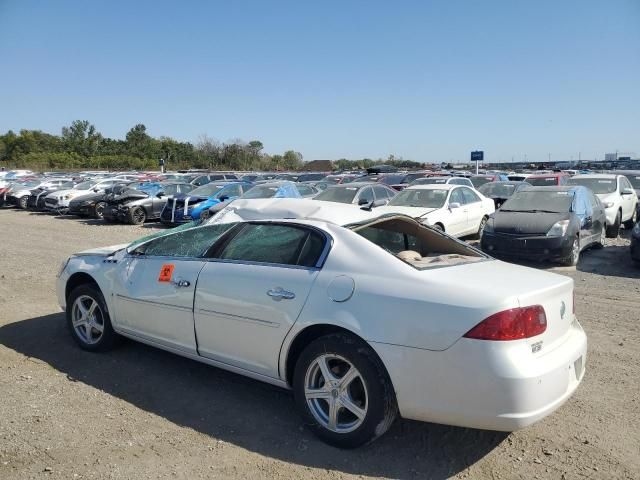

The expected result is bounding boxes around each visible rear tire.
[432,223,444,232]
[66,285,118,352]
[606,211,621,238]
[293,333,398,449]
[94,201,106,219]
[19,196,28,209]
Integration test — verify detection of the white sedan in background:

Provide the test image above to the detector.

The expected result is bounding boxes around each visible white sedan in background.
[376,184,495,237]
[56,198,586,448]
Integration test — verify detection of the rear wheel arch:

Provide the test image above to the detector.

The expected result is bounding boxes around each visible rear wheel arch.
[284,324,390,388]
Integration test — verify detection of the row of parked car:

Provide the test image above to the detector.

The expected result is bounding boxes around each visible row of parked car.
[1,167,639,265]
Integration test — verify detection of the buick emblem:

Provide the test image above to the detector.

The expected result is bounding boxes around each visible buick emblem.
[560,301,566,319]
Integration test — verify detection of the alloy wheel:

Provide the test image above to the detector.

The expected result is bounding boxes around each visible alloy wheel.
[71,295,105,345]
[304,354,368,434]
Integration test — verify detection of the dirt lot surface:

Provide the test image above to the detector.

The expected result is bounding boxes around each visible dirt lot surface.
[1,208,639,480]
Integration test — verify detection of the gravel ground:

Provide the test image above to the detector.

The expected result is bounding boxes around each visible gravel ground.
[0,207,639,480]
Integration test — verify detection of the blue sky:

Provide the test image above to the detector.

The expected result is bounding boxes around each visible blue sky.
[0,0,638,163]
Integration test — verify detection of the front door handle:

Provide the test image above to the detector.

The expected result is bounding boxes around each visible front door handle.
[172,278,191,288]
[267,287,295,301]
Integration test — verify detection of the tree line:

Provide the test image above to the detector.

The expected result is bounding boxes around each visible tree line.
[0,120,427,172]
[0,120,305,171]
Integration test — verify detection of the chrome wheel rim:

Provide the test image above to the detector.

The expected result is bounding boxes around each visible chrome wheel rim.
[304,354,368,433]
[572,238,580,262]
[71,295,104,345]
[95,202,105,218]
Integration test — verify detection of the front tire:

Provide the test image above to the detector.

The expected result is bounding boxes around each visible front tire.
[563,236,580,266]
[293,333,397,449]
[19,196,29,209]
[606,211,621,238]
[128,206,147,225]
[475,216,488,239]
[66,285,118,352]
[623,208,637,229]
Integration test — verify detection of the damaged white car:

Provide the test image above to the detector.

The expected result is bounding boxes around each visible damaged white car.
[56,198,586,448]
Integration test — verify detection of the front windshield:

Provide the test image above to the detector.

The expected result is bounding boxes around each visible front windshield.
[378,174,406,185]
[501,191,573,213]
[74,181,95,190]
[313,186,358,203]
[471,177,493,188]
[387,188,448,208]
[242,185,280,199]
[190,183,225,197]
[478,182,519,197]
[568,177,616,194]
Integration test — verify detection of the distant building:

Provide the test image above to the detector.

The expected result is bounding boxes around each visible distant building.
[304,160,334,171]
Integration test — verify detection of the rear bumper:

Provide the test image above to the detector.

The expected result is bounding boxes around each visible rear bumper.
[371,318,587,431]
[481,232,573,261]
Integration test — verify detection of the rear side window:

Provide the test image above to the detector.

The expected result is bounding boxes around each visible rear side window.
[218,224,325,267]
[373,185,393,200]
[461,188,480,204]
[449,188,465,205]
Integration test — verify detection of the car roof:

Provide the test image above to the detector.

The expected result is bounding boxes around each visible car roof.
[527,172,567,178]
[522,185,584,193]
[326,181,376,188]
[406,183,461,191]
[207,198,381,226]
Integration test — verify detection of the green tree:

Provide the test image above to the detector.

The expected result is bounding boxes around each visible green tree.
[61,120,102,156]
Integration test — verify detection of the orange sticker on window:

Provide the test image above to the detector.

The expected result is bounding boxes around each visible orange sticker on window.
[158,264,175,282]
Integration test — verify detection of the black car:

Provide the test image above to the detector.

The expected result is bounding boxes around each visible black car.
[68,182,133,218]
[631,220,640,264]
[104,182,194,225]
[477,181,531,209]
[481,186,606,266]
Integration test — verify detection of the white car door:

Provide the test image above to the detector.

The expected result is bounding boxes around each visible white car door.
[444,188,469,236]
[113,224,236,354]
[620,177,636,221]
[193,223,327,378]
[460,187,485,235]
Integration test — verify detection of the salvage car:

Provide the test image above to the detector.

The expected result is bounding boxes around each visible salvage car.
[104,182,194,225]
[8,178,47,209]
[481,186,606,266]
[376,184,495,238]
[160,181,253,225]
[567,174,638,237]
[57,198,587,448]
[526,173,570,187]
[312,182,396,207]
[477,181,531,209]
[470,173,509,188]
[44,180,102,214]
[27,179,76,210]
[68,181,134,218]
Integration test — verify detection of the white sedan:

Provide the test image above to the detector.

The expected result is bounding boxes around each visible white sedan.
[56,198,586,448]
[376,184,495,237]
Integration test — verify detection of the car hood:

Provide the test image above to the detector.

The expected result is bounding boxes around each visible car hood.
[597,193,618,205]
[50,188,90,199]
[491,211,570,235]
[106,189,149,204]
[375,206,438,218]
[74,243,130,257]
[70,192,105,204]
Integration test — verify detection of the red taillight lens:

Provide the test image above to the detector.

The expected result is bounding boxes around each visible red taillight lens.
[463,306,547,341]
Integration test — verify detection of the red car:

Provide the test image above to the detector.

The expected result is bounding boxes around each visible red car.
[526,173,570,186]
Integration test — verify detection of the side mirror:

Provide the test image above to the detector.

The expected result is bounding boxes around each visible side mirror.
[449,202,461,209]
[358,197,370,205]
[156,191,164,198]
[218,195,229,202]
[371,199,388,207]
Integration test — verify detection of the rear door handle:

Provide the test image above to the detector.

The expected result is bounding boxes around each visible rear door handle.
[267,287,295,301]
[171,279,191,288]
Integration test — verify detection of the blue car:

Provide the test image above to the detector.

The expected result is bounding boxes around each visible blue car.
[160,181,253,225]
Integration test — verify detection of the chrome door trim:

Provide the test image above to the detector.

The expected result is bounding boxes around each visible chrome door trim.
[196,307,280,328]
[115,294,193,312]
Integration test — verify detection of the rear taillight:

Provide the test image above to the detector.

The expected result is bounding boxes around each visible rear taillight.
[463,306,547,341]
